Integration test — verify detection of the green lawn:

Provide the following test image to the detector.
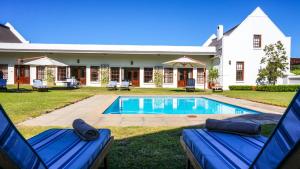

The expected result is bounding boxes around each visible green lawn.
[19,125,276,169]
[0,85,210,123]
[219,90,296,107]
[0,87,93,123]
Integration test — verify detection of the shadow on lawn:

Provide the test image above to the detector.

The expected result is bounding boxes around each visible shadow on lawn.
[108,126,194,169]
[107,114,279,169]
[170,89,205,93]
[1,88,33,93]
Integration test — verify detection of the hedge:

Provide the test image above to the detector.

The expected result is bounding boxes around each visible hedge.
[229,85,300,92]
[229,85,254,90]
[256,85,300,92]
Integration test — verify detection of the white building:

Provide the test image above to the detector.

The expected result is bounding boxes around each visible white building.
[0,7,291,89]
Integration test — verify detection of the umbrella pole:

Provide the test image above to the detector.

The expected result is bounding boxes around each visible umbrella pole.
[204,68,206,92]
[17,63,20,91]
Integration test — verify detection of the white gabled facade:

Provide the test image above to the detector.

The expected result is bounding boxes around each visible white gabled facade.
[205,7,291,89]
[0,7,292,89]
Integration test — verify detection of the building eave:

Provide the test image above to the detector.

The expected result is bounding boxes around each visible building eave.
[0,43,216,55]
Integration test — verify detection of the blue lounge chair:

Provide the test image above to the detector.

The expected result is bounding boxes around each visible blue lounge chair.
[0,105,114,169]
[119,81,130,90]
[186,78,195,92]
[181,90,300,169]
[106,81,117,90]
[32,79,48,92]
[0,79,7,91]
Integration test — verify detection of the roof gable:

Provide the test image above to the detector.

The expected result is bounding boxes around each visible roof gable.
[224,7,287,38]
[0,24,22,43]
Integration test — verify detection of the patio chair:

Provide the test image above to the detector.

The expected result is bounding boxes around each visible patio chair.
[181,90,300,169]
[186,78,195,92]
[32,79,48,92]
[120,81,130,90]
[0,105,114,169]
[106,81,117,90]
[0,79,7,91]
[66,78,80,88]
[212,83,223,92]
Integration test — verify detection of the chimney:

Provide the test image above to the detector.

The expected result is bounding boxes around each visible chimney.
[217,25,223,40]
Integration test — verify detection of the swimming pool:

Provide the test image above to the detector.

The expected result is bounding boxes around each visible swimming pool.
[103,96,260,115]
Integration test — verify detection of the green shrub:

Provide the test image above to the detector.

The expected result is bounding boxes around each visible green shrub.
[291,69,300,75]
[256,85,300,92]
[229,85,254,90]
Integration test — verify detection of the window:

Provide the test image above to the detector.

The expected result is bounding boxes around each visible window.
[90,66,99,82]
[0,64,8,79]
[197,68,205,84]
[36,66,45,80]
[144,68,153,83]
[57,67,67,81]
[164,68,173,83]
[110,67,120,81]
[253,34,262,48]
[236,62,244,81]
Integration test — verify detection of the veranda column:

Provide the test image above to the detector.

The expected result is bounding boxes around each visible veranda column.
[139,67,144,87]
[30,66,36,85]
[173,68,178,88]
[86,66,91,86]
[7,64,14,85]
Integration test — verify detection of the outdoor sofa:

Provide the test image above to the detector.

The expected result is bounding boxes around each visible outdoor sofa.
[181,90,300,169]
[0,79,7,91]
[0,105,114,169]
[107,81,118,90]
[32,79,49,92]
[120,81,130,90]
[186,78,195,92]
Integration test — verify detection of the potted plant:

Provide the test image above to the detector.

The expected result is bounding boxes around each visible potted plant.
[46,68,55,86]
[208,68,219,89]
[154,67,163,87]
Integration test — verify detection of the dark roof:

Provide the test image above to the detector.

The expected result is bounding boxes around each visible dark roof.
[208,24,240,47]
[224,24,239,36]
[0,24,22,43]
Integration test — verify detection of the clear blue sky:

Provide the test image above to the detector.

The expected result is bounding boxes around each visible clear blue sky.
[1,0,299,57]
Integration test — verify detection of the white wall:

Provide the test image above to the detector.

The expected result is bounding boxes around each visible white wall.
[30,66,36,85]
[220,9,291,89]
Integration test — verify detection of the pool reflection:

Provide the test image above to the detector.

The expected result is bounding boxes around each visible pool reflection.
[104,97,259,115]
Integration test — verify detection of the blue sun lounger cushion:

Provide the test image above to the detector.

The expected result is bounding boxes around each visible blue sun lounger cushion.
[0,105,112,169]
[182,90,300,169]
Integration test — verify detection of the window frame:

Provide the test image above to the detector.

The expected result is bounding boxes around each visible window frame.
[36,66,46,80]
[253,34,262,48]
[90,66,100,82]
[0,64,8,80]
[163,68,173,84]
[144,67,153,83]
[236,62,244,81]
[197,68,205,84]
[110,67,120,82]
[57,66,67,81]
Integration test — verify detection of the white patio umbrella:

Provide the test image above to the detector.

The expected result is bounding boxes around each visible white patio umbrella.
[163,56,207,91]
[23,56,68,66]
[162,56,205,68]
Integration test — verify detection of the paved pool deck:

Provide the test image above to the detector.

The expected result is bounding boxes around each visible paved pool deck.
[19,94,286,127]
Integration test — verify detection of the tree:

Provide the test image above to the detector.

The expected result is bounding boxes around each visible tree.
[208,68,219,84]
[256,41,288,85]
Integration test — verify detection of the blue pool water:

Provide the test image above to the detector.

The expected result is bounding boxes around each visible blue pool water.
[104,96,260,115]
